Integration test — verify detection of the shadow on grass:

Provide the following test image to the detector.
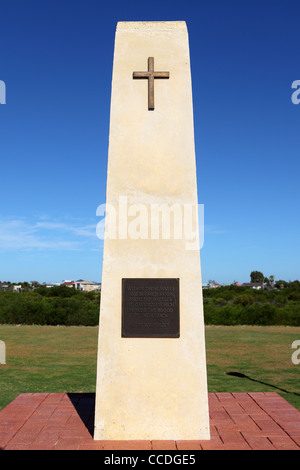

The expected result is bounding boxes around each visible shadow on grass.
[67,393,95,437]
[226,371,300,397]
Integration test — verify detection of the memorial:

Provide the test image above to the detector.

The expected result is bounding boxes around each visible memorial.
[0,340,5,365]
[0,20,300,452]
[94,21,210,440]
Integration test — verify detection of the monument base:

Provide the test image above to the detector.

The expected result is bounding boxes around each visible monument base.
[0,392,299,450]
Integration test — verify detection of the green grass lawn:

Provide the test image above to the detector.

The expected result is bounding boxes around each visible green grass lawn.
[0,325,299,411]
[205,325,300,410]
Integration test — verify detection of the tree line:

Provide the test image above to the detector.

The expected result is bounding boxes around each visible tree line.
[203,282,300,326]
[0,285,100,326]
[0,275,299,326]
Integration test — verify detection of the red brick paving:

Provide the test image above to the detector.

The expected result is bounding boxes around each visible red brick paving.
[0,392,299,450]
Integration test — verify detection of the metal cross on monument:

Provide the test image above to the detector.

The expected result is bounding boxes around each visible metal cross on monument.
[133,57,169,110]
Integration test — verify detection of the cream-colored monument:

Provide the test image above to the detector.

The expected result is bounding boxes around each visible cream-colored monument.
[94,21,210,440]
[0,340,6,365]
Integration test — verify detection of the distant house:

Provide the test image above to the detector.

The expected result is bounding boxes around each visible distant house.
[13,285,22,293]
[62,281,75,288]
[74,280,101,292]
[242,282,262,290]
[208,282,221,288]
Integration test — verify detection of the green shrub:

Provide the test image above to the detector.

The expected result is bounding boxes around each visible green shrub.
[238,303,276,326]
[288,292,300,302]
[234,294,255,307]
[213,297,227,307]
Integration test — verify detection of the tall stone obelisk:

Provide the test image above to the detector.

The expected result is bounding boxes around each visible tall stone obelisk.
[94,21,210,440]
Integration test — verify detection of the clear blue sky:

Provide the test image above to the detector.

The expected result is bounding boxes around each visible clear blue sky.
[0,0,299,285]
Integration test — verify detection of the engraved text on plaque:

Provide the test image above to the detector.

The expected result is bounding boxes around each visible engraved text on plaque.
[122,278,179,337]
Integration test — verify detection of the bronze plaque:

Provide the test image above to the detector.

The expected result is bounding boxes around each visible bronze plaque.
[122,278,179,338]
